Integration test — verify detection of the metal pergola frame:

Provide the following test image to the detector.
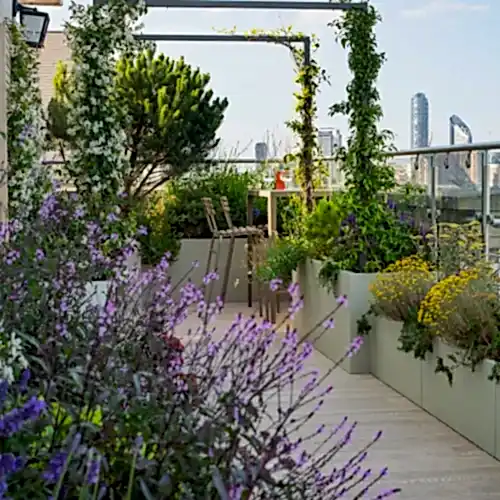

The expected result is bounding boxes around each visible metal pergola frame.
[119,1,365,181]
[95,0,367,11]
[95,0,368,71]
[136,33,312,67]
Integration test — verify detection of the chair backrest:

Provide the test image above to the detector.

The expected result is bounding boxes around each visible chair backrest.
[202,197,218,235]
[220,196,234,229]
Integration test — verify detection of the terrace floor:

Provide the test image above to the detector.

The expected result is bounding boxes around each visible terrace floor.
[182,304,500,499]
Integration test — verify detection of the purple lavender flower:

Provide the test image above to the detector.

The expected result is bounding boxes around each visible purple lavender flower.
[18,370,30,393]
[0,396,47,437]
[287,282,300,297]
[269,278,282,291]
[322,318,335,329]
[386,199,396,210]
[0,381,8,409]
[106,213,118,223]
[0,453,24,477]
[74,207,85,219]
[35,248,45,261]
[86,453,101,485]
[336,295,348,307]
[203,271,219,285]
[348,336,364,358]
[43,452,67,483]
[136,225,148,236]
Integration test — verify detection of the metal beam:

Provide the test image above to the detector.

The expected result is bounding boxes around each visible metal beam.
[95,0,367,10]
[137,33,306,42]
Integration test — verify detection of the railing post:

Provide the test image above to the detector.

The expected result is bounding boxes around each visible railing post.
[427,154,439,262]
[481,150,490,259]
[429,154,437,227]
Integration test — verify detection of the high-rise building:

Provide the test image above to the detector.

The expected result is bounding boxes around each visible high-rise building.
[318,128,342,157]
[437,115,476,188]
[318,128,342,185]
[254,142,268,162]
[449,114,472,145]
[410,93,429,149]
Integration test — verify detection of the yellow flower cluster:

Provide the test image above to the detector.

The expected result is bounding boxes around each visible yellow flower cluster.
[370,256,434,322]
[370,256,432,301]
[417,267,480,334]
[383,255,432,274]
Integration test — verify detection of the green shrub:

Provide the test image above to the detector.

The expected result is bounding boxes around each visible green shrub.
[300,196,347,261]
[163,167,268,238]
[319,197,420,287]
[136,193,182,266]
[256,237,307,284]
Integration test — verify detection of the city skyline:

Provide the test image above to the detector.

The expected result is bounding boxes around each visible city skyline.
[39,0,498,152]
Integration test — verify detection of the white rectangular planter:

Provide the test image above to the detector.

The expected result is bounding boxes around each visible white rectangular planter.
[168,239,249,303]
[85,281,111,308]
[422,339,496,456]
[496,385,500,460]
[85,249,141,309]
[293,259,374,374]
[370,316,422,406]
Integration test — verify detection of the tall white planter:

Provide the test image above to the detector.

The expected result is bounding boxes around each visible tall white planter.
[293,259,375,374]
[422,339,497,456]
[370,316,422,405]
[369,316,500,459]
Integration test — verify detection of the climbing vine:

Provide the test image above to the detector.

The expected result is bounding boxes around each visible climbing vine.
[219,26,326,212]
[329,2,395,203]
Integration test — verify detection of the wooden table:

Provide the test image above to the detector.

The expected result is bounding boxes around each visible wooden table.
[247,188,335,235]
[245,188,335,307]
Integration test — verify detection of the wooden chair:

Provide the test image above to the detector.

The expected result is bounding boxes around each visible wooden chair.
[202,197,264,305]
[219,196,265,304]
[202,197,224,281]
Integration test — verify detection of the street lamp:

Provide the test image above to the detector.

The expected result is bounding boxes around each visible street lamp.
[12,0,50,48]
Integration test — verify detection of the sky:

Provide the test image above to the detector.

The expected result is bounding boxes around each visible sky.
[41,0,499,155]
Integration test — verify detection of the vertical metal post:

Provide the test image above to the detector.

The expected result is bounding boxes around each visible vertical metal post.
[428,154,439,262]
[429,154,437,228]
[301,36,314,210]
[481,149,490,259]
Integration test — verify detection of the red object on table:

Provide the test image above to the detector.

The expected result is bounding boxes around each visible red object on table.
[275,171,285,190]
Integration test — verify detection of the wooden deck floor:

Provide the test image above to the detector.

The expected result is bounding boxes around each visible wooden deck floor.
[181,304,500,499]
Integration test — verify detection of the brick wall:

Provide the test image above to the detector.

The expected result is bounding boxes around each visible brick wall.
[38,31,70,162]
[38,31,70,109]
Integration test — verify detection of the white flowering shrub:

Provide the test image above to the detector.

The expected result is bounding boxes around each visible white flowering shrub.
[6,22,46,216]
[64,0,146,200]
[0,328,28,383]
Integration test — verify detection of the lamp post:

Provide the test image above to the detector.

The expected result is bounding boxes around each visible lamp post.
[0,0,49,224]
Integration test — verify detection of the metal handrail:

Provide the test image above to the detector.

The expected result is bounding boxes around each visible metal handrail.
[42,140,500,167]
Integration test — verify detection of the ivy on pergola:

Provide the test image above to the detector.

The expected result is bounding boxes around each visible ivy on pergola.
[94,0,368,211]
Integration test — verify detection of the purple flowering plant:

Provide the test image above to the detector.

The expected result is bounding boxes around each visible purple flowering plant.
[0,189,400,498]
